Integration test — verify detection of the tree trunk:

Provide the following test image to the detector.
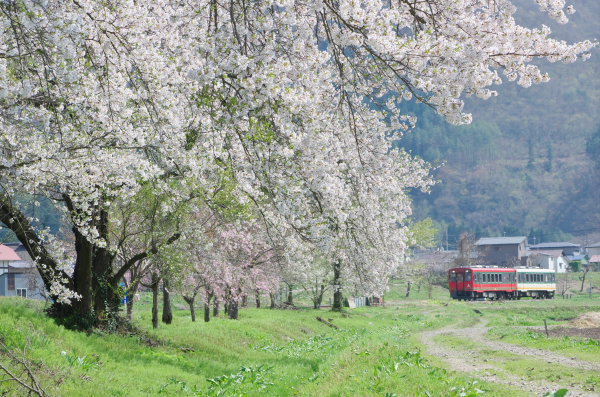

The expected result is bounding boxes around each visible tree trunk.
[213,299,220,317]
[90,208,118,322]
[204,291,213,322]
[151,272,160,329]
[332,260,343,311]
[126,281,140,321]
[183,295,196,322]
[269,293,276,309]
[255,290,261,308]
[72,228,94,321]
[580,267,589,292]
[313,284,325,309]
[162,279,173,325]
[286,285,293,305]
[405,281,412,298]
[228,300,239,320]
[241,295,248,308]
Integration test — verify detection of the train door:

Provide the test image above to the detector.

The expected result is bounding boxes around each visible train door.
[457,270,465,299]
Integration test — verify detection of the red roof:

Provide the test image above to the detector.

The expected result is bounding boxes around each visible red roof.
[0,244,21,261]
[590,255,600,263]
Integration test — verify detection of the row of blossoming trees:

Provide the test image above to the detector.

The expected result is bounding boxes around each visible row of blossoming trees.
[0,0,595,329]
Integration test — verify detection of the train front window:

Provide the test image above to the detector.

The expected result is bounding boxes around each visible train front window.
[465,272,472,281]
[450,272,457,282]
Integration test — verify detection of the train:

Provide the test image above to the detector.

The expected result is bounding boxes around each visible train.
[448,266,556,300]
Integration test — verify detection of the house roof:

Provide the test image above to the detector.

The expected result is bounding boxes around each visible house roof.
[8,260,35,269]
[567,254,587,262]
[527,248,564,257]
[529,242,580,249]
[475,236,526,246]
[590,255,600,263]
[586,242,600,248]
[0,244,21,261]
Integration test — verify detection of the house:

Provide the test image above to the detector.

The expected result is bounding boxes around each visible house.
[589,255,600,272]
[0,244,46,300]
[585,242,600,257]
[529,242,581,257]
[475,236,527,267]
[527,252,568,273]
[566,254,588,272]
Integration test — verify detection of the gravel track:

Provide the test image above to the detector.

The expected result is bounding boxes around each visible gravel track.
[419,318,599,396]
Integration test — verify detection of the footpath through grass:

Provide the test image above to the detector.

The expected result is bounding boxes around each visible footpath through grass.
[0,283,599,396]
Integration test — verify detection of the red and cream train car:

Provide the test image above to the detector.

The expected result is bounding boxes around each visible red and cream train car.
[448,266,517,300]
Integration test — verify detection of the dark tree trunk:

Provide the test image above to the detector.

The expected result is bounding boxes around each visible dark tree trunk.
[204,291,213,322]
[228,301,239,320]
[405,281,412,298]
[151,272,160,329]
[203,301,210,322]
[312,284,325,309]
[241,295,248,308]
[183,295,196,322]
[213,299,220,317]
[72,227,94,320]
[162,279,173,324]
[286,285,293,305]
[255,290,261,308]
[269,293,276,309]
[332,260,343,311]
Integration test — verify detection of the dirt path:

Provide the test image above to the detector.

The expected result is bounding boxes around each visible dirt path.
[419,318,599,396]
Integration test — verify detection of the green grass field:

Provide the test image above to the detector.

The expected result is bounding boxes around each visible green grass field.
[1,276,599,396]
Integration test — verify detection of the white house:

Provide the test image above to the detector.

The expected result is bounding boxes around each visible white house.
[528,252,568,273]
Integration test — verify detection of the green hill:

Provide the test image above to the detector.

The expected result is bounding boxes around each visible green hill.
[401,0,600,245]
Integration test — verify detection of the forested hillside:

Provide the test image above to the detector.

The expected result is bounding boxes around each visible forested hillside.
[400,0,600,246]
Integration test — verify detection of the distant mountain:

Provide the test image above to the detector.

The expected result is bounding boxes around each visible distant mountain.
[400,0,600,247]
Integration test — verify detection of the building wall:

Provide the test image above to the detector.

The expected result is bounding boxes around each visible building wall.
[587,247,600,256]
[0,272,45,300]
[529,255,567,273]
[479,243,524,266]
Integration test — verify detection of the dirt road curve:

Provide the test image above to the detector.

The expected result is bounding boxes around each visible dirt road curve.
[420,319,600,397]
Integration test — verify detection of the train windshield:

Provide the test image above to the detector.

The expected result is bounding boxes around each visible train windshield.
[465,271,472,281]
[449,271,457,281]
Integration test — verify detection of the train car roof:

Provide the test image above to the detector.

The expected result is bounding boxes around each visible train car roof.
[448,266,514,272]
[514,267,556,273]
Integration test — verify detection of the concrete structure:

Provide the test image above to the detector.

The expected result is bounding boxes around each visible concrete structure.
[529,242,581,257]
[475,236,527,267]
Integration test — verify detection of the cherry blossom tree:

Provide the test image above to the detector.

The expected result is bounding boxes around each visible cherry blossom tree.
[0,0,595,325]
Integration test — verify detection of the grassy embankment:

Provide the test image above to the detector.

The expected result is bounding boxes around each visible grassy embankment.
[0,274,599,396]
